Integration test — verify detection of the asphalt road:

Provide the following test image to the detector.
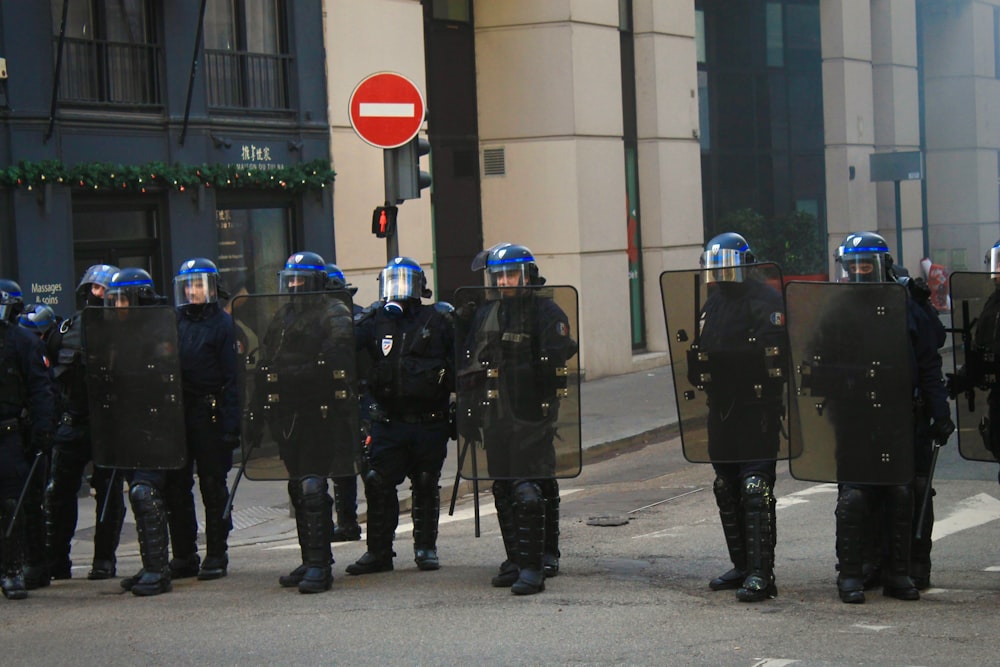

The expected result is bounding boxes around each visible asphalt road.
[2,434,998,667]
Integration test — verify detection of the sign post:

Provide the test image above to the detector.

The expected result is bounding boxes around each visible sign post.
[349,72,427,259]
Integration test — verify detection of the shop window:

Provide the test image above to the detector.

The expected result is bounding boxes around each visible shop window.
[51,0,161,107]
[215,206,291,298]
[204,0,291,111]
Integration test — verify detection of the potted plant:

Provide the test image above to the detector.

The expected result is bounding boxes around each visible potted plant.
[716,208,828,280]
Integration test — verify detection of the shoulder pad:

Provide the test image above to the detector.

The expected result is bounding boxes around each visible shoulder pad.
[354,302,380,324]
[433,301,455,315]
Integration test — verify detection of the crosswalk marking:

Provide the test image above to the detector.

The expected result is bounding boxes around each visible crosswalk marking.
[932,492,1000,541]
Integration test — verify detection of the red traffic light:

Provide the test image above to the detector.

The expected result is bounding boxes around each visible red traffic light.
[371,205,398,238]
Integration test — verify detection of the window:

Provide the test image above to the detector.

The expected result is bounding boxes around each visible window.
[204,0,291,111]
[215,206,292,297]
[52,0,160,107]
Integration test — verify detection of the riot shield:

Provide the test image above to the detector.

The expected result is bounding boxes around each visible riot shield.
[785,281,913,484]
[454,285,581,481]
[659,263,792,464]
[233,290,359,480]
[947,272,1000,462]
[83,305,186,470]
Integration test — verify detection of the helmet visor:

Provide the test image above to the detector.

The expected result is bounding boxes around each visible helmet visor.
[838,253,886,283]
[380,266,421,301]
[279,270,321,294]
[485,264,529,288]
[701,248,745,284]
[174,272,218,307]
[989,247,1000,274]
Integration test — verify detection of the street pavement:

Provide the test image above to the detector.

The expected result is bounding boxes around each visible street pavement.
[67,362,679,570]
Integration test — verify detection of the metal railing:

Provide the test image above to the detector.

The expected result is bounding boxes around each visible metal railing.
[205,49,292,111]
[57,37,161,107]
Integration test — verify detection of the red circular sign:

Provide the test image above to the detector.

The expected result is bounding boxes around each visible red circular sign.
[348,72,426,149]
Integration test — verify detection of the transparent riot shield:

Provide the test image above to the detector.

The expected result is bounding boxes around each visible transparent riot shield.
[83,305,186,470]
[948,272,1000,462]
[454,285,581,481]
[233,291,359,480]
[659,263,792,464]
[786,281,914,485]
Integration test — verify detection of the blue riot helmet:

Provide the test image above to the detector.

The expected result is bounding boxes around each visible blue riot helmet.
[18,303,56,337]
[0,279,24,321]
[472,243,544,287]
[325,262,358,296]
[986,239,1000,274]
[174,257,219,308]
[380,257,430,317]
[77,264,120,307]
[701,232,754,284]
[0,290,19,323]
[278,251,326,293]
[836,231,892,283]
[106,267,159,306]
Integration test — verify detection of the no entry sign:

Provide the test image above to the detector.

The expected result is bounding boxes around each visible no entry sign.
[348,72,426,149]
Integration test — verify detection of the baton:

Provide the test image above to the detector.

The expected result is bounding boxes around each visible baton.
[448,436,482,537]
[915,443,942,541]
[98,468,117,524]
[223,433,260,520]
[6,450,44,538]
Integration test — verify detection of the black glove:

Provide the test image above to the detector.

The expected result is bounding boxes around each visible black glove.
[928,416,956,446]
[33,430,53,455]
[222,433,241,450]
[906,276,932,305]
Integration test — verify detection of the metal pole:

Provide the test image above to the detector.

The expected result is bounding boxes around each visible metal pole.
[894,180,904,267]
[384,149,400,260]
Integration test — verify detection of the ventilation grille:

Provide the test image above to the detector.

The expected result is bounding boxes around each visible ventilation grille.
[482,147,506,176]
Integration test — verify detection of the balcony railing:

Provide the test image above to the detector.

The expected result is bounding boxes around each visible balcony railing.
[205,49,292,112]
[57,37,161,107]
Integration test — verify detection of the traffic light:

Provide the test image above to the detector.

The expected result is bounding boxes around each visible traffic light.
[371,205,398,238]
[395,136,431,201]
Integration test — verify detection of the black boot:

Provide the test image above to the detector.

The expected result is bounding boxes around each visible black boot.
[296,477,333,594]
[198,477,232,581]
[1,499,28,600]
[882,485,919,601]
[346,470,396,575]
[710,476,747,591]
[836,486,867,604]
[491,481,519,587]
[736,476,777,602]
[510,482,545,596]
[128,484,172,597]
[332,476,362,542]
[164,475,200,579]
[89,466,125,580]
[279,481,308,588]
[539,479,561,578]
[411,472,440,571]
[910,476,934,590]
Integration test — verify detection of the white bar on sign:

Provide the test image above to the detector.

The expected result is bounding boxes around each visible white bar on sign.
[359,103,414,118]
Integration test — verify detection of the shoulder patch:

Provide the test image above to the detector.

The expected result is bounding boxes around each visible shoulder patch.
[770,312,785,327]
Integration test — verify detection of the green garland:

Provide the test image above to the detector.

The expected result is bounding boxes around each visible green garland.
[0,158,336,193]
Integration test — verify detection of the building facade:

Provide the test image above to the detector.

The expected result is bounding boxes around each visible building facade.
[0,0,334,310]
[4,1,998,380]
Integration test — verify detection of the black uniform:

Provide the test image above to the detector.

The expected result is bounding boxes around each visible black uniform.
[44,312,126,581]
[348,300,454,574]
[163,302,239,580]
[0,320,56,599]
[330,302,367,543]
[260,295,355,593]
[466,292,576,594]
[696,279,784,602]
[972,286,1000,467]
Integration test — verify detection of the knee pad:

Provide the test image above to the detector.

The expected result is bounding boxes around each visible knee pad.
[740,475,773,511]
[536,478,559,499]
[129,483,156,507]
[713,475,739,500]
[512,480,544,510]
[299,475,328,498]
[413,471,439,494]
[836,486,867,522]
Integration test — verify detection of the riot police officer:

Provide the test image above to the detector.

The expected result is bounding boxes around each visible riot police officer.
[348,257,455,575]
[0,287,56,599]
[106,268,178,596]
[461,244,576,595]
[43,265,127,582]
[163,259,239,581]
[259,252,355,594]
[16,302,59,590]
[326,263,364,543]
[831,232,952,603]
[691,234,784,603]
